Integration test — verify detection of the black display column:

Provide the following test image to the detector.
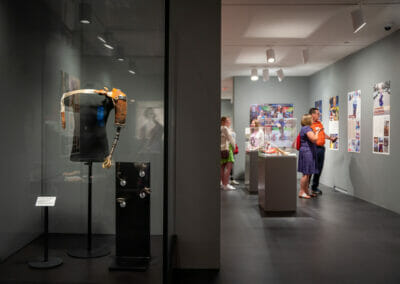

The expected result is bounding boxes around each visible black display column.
[110,162,151,271]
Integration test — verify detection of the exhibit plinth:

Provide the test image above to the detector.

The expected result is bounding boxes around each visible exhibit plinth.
[110,162,151,271]
[245,151,259,194]
[258,154,297,212]
[68,162,110,259]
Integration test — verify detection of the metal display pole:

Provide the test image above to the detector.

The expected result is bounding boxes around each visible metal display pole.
[68,162,110,258]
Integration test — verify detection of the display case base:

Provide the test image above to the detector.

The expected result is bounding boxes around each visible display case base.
[109,257,150,271]
[28,257,63,269]
[68,247,110,259]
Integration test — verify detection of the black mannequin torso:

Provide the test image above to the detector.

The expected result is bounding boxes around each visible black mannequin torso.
[64,93,114,162]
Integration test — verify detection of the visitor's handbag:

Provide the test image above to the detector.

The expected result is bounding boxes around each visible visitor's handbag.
[296,133,301,151]
[233,144,239,155]
[221,150,229,159]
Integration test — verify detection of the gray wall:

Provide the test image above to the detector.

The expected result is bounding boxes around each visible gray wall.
[233,76,310,179]
[170,0,221,269]
[309,30,400,213]
[221,99,234,119]
[0,1,44,261]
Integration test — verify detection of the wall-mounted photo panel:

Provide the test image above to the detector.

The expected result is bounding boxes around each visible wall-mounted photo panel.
[250,104,294,126]
[329,96,339,150]
[373,81,390,155]
[348,90,361,153]
[315,100,322,121]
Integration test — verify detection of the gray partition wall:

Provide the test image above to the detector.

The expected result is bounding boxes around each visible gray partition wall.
[169,0,221,269]
[309,30,400,214]
[0,1,43,261]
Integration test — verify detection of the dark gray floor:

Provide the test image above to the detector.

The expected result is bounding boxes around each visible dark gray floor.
[2,185,400,284]
[176,183,400,284]
[0,234,162,284]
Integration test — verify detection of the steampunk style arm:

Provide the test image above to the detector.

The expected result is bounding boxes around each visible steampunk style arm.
[60,87,128,168]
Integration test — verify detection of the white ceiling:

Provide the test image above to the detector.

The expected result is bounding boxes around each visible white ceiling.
[222,0,400,82]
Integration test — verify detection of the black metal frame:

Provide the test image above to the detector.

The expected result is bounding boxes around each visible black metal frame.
[162,0,170,283]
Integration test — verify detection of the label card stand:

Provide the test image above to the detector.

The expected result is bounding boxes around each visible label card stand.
[28,197,63,269]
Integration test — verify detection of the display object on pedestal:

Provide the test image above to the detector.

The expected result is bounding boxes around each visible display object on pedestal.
[60,87,127,259]
[110,162,151,271]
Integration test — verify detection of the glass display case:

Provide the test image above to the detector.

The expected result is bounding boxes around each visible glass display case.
[0,0,166,281]
[246,119,297,156]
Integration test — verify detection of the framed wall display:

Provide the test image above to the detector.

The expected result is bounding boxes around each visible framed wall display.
[250,104,294,126]
[372,81,390,155]
[348,90,361,153]
[315,100,322,121]
[329,96,339,150]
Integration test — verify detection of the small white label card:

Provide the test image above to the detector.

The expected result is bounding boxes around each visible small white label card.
[35,196,56,207]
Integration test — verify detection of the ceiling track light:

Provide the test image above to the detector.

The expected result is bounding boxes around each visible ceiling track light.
[116,47,125,62]
[128,60,136,75]
[302,49,309,64]
[266,48,276,64]
[104,43,114,50]
[97,32,115,50]
[79,2,92,24]
[351,4,366,33]
[97,34,107,43]
[262,69,269,81]
[251,68,259,81]
[276,69,284,82]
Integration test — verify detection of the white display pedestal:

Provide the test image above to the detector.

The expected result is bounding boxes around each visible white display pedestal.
[245,151,259,194]
[258,154,297,212]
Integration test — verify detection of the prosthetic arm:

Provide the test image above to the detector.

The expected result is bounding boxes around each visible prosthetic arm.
[60,87,127,168]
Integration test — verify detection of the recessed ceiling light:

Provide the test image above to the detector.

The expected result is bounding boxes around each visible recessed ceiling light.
[128,70,136,75]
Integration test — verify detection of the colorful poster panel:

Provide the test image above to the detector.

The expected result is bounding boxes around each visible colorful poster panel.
[315,100,322,121]
[250,104,294,126]
[348,90,361,153]
[373,81,390,155]
[329,96,339,150]
[264,118,297,149]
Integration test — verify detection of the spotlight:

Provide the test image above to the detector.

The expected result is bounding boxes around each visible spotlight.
[79,2,92,24]
[251,68,259,81]
[266,49,276,63]
[116,47,125,62]
[128,60,136,75]
[104,43,114,50]
[98,32,115,50]
[276,69,284,82]
[262,69,269,81]
[302,49,309,64]
[351,5,366,33]
[97,34,107,43]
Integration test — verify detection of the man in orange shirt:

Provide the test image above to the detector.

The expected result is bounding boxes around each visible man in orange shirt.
[309,108,337,195]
